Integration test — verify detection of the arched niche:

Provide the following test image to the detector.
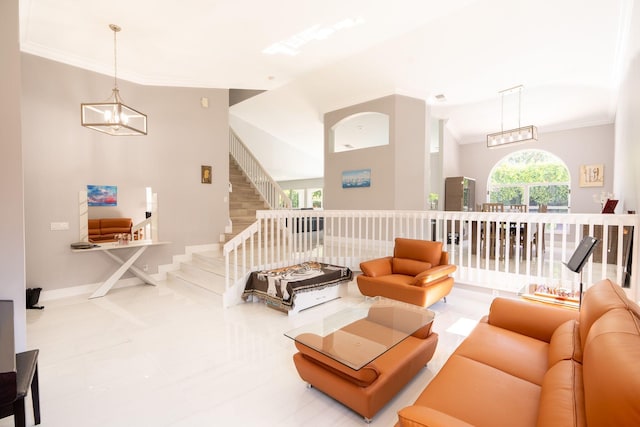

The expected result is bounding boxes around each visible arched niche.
[330,112,390,153]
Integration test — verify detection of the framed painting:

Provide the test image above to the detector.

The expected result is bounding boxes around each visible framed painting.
[342,169,371,188]
[579,164,604,187]
[201,165,212,184]
[87,185,117,206]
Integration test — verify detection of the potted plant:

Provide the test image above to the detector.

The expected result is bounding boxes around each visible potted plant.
[428,193,439,210]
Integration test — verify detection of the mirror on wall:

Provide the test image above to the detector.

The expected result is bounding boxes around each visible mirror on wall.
[78,186,158,242]
[331,112,390,153]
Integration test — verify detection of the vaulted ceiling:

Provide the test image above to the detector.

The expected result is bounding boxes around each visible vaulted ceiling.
[20,0,636,180]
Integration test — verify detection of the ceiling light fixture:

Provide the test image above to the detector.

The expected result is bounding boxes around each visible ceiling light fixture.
[81,24,147,136]
[487,85,536,148]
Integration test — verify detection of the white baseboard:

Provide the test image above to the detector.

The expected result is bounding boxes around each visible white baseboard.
[39,276,155,301]
[39,243,220,301]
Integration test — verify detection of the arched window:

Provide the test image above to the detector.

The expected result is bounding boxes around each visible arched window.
[488,150,571,213]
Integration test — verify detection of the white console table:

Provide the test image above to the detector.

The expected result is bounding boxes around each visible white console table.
[71,240,169,299]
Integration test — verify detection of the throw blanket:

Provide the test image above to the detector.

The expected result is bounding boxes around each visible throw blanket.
[242,262,352,311]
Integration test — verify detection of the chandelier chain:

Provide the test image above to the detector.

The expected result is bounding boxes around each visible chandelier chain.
[113,26,118,89]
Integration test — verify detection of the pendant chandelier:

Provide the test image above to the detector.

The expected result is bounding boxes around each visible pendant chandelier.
[81,24,147,136]
[487,85,536,148]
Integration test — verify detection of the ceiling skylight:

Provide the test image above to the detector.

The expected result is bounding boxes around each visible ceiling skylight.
[262,17,365,56]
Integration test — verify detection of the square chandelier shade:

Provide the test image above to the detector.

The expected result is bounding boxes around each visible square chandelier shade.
[81,101,147,136]
[487,125,537,148]
[81,24,147,136]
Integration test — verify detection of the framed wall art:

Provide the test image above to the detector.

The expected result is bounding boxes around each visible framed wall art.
[342,169,371,188]
[87,185,117,206]
[579,164,604,187]
[201,165,212,184]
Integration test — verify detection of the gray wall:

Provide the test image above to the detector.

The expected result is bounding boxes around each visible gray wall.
[0,0,26,351]
[21,54,230,291]
[324,95,429,210]
[457,124,615,213]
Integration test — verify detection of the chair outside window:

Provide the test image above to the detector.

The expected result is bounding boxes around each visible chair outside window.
[482,203,504,212]
[509,204,528,212]
[481,203,505,258]
[531,205,548,256]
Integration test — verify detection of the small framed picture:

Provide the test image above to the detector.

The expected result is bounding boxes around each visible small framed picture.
[201,165,212,184]
[579,164,604,187]
[342,169,371,188]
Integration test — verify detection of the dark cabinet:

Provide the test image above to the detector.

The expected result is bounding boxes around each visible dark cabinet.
[583,225,631,264]
[444,177,475,244]
[445,177,476,212]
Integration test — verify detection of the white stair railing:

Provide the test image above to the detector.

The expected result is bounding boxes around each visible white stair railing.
[222,210,640,308]
[229,128,291,209]
[132,217,152,241]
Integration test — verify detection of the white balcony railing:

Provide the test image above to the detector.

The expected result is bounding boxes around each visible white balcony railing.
[222,210,640,307]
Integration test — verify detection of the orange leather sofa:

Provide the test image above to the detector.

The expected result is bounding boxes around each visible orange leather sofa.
[396,279,640,427]
[292,303,438,422]
[357,238,456,307]
[88,218,133,242]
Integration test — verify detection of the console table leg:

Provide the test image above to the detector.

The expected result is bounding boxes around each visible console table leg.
[90,246,147,299]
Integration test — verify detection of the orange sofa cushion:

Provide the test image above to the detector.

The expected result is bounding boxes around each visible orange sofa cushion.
[392,258,431,276]
[548,319,582,365]
[394,238,442,266]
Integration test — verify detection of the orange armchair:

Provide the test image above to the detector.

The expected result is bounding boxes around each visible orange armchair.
[357,238,456,307]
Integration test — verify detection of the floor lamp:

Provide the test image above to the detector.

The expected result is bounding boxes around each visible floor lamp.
[563,236,599,308]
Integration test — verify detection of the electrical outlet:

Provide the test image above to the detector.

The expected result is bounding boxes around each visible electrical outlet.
[143,264,149,272]
[492,289,499,297]
[50,222,69,231]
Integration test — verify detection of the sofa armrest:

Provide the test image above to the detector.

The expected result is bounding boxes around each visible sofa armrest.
[413,264,456,286]
[440,251,449,265]
[397,406,475,427]
[488,297,579,342]
[360,257,393,277]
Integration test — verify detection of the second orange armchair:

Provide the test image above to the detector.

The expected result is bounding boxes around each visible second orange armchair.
[357,238,456,307]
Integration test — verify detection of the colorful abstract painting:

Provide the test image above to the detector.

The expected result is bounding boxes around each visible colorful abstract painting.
[87,185,117,206]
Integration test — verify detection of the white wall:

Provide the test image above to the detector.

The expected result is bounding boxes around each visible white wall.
[21,54,230,291]
[442,123,461,179]
[614,0,640,214]
[0,0,26,351]
[457,124,615,213]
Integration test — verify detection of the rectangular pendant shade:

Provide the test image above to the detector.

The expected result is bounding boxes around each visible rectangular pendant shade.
[81,101,147,136]
[487,125,537,148]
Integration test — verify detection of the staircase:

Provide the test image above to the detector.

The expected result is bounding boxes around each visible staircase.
[166,248,227,294]
[167,156,269,295]
[227,154,270,242]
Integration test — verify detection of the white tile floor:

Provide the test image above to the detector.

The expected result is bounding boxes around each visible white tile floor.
[7,280,496,427]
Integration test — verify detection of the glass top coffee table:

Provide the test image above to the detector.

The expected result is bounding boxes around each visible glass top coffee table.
[284,297,435,370]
